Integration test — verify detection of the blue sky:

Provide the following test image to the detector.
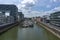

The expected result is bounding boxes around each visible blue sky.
[31,0,60,11]
[0,0,60,17]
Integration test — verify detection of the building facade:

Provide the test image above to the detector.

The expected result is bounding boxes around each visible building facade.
[0,4,18,22]
[50,11,60,26]
[6,16,14,23]
[42,15,50,23]
[18,12,24,22]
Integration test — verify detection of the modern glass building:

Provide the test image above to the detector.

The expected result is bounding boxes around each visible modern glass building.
[18,12,24,22]
[0,4,18,24]
[50,11,60,26]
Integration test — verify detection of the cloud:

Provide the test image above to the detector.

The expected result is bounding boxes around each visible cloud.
[0,0,19,5]
[46,5,51,8]
[24,11,43,17]
[18,0,37,10]
[18,0,37,17]
[21,0,35,4]
[52,7,60,11]
[53,0,57,2]
[20,6,60,17]
[50,0,60,2]
[44,6,60,16]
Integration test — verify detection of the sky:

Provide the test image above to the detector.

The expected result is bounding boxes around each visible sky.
[0,0,60,17]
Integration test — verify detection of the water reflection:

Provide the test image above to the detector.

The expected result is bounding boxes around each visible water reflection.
[17,24,60,40]
[0,26,18,40]
[0,24,60,40]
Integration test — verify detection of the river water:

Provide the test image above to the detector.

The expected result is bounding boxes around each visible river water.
[0,24,60,40]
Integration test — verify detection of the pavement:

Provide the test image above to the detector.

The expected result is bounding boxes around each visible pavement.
[41,22,60,32]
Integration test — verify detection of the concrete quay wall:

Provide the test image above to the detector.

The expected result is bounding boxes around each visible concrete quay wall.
[36,22,60,39]
[0,22,19,35]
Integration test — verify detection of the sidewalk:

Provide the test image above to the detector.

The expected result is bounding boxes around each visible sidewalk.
[41,22,60,32]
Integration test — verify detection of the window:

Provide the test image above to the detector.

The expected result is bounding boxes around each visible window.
[5,11,10,17]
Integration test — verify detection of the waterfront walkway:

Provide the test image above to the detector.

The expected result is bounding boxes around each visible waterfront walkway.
[36,22,60,39]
